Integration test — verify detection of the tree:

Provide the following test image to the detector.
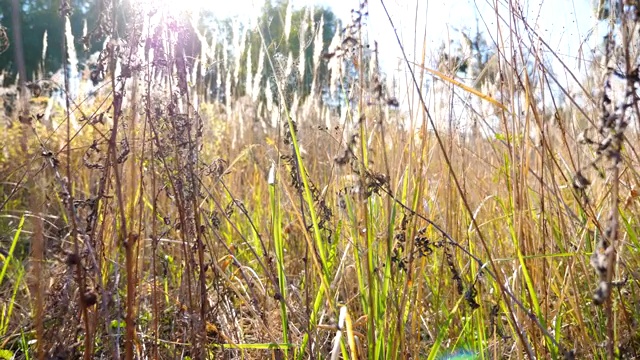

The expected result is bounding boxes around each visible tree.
[0,0,116,84]
[593,0,622,21]
[199,0,338,105]
[252,0,337,96]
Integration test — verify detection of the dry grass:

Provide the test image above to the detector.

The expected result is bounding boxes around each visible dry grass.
[2,0,640,359]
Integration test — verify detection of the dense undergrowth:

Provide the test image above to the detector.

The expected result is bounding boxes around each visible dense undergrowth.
[2,0,640,359]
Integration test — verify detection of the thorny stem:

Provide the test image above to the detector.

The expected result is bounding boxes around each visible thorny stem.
[58,2,94,358]
[104,1,135,358]
[175,31,208,356]
[143,16,160,360]
[603,8,632,358]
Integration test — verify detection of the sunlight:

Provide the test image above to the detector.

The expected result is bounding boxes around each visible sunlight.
[130,0,203,15]
[128,0,261,18]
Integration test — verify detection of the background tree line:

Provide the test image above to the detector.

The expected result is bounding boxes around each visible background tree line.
[0,0,339,101]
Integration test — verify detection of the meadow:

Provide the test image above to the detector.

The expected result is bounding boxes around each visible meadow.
[0,0,639,359]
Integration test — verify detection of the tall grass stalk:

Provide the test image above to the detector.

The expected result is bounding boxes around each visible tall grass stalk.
[268,163,290,356]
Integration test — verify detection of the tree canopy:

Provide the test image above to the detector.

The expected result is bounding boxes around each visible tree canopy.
[0,0,107,83]
[199,0,339,103]
[0,0,339,98]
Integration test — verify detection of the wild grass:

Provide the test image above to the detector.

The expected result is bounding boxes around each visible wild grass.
[1,0,640,359]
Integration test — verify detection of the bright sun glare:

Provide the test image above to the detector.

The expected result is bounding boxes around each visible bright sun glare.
[130,0,261,19]
[131,0,202,14]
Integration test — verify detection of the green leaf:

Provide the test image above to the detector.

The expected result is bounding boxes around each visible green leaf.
[0,349,14,360]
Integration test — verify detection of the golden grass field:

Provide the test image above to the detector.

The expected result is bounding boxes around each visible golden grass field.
[1,0,640,359]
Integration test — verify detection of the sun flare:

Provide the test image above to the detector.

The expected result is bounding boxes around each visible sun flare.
[128,0,260,18]
[129,0,207,16]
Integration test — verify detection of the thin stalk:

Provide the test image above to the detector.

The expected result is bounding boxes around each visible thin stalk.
[269,165,290,356]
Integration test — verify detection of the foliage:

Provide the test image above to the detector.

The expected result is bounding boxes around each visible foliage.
[199,0,338,105]
[0,0,107,81]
